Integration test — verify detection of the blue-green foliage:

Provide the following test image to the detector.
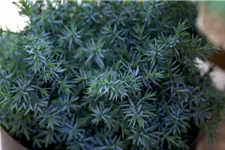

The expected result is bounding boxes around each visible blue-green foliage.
[0,1,224,150]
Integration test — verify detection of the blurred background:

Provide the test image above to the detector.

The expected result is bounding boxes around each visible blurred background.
[0,0,28,32]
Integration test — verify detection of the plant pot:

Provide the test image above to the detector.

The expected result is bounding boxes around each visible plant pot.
[189,130,204,150]
[195,122,225,150]
[0,129,28,150]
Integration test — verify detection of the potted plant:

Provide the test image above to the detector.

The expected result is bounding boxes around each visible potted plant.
[0,1,224,150]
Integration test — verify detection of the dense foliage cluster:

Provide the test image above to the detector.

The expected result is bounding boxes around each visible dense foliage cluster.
[0,1,224,150]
